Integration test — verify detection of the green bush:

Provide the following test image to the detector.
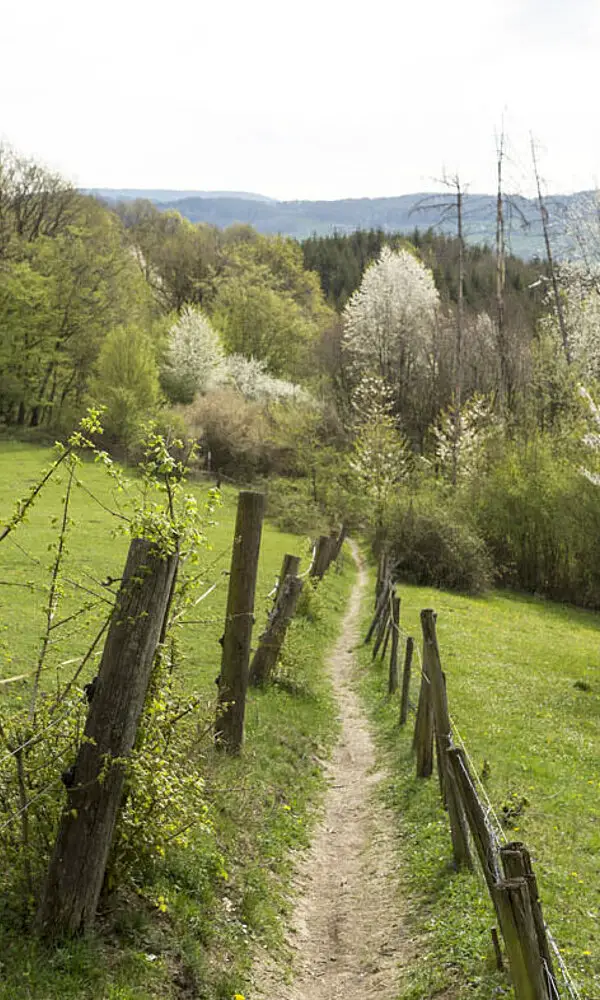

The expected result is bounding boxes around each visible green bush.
[386,491,493,594]
[265,477,328,536]
[471,432,600,607]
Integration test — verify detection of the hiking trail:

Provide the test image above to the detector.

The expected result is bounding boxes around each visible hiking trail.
[254,543,411,1000]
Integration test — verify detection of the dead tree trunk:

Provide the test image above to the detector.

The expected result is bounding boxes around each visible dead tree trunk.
[36,538,178,937]
[215,491,265,753]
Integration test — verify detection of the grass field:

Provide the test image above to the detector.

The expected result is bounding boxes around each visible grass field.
[359,573,600,1000]
[0,442,354,999]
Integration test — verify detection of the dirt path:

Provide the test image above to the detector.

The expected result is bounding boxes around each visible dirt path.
[254,544,409,1000]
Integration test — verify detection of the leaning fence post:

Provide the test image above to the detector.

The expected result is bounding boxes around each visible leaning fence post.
[399,636,413,725]
[310,534,332,581]
[373,587,393,660]
[388,595,401,694]
[274,553,300,605]
[215,490,265,753]
[421,609,471,869]
[36,537,179,937]
[365,581,390,644]
[249,574,303,687]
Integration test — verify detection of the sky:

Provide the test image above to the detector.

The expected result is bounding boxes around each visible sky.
[1,0,599,201]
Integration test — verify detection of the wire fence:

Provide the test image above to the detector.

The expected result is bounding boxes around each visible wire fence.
[375,578,586,1000]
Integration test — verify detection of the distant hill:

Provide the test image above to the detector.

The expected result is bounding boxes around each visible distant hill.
[87,188,275,204]
[88,188,593,258]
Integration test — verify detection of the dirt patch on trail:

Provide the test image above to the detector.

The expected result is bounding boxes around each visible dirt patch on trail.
[253,544,411,1000]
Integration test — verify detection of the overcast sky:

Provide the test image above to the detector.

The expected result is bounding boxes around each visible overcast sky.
[1,0,599,200]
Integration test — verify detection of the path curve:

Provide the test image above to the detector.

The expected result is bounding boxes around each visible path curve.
[255,543,409,1000]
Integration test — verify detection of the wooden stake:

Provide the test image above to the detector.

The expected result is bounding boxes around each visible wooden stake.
[414,633,434,778]
[274,554,300,605]
[215,491,265,753]
[36,538,178,937]
[249,574,303,687]
[388,595,400,694]
[310,534,332,580]
[500,843,556,996]
[399,636,414,726]
[421,610,471,869]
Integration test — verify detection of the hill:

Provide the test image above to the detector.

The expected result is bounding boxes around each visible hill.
[88,188,593,257]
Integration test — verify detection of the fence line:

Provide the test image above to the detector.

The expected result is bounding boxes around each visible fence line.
[365,555,585,1000]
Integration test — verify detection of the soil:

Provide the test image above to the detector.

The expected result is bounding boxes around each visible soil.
[253,544,411,1000]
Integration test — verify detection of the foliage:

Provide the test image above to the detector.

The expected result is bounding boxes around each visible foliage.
[432,392,497,483]
[221,354,312,403]
[348,375,411,525]
[265,477,328,536]
[89,326,162,454]
[160,305,225,404]
[386,489,493,594]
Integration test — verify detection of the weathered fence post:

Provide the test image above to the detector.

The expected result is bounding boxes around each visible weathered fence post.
[375,550,389,608]
[399,636,413,725]
[331,523,347,563]
[500,844,556,997]
[447,746,499,893]
[495,878,550,1000]
[373,587,393,660]
[215,491,265,753]
[365,581,390,644]
[388,595,401,694]
[310,534,332,581]
[249,574,304,687]
[421,609,471,869]
[36,537,179,937]
[413,631,434,777]
[274,554,300,605]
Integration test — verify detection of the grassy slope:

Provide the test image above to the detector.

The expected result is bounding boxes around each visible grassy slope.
[0,443,354,999]
[358,572,599,1000]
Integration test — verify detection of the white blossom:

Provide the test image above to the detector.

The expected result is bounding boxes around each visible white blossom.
[433,394,495,482]
[161,306,225,404]
[220,354,313,404]
[342,247,439,378]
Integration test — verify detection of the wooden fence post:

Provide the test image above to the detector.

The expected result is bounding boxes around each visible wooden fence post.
[399,636,413,725]
[373,588,393,660]
[500,844,556,996]
[447,746,499,893]
[249,574,303,687]
[331,523,347,563]
[36,537,179,937]
[375,550,389,608]
[215,491,265,753]
[388,595,401,694]
[413,632,434,777]
[310,534,332,581]
[421,609,471,869]
[495,878,550,1000]
[365,581,390,644]
[274,554,300,605]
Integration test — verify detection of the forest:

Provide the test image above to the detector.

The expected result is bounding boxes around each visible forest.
[1,142,599,1000]
[3,142,600,607]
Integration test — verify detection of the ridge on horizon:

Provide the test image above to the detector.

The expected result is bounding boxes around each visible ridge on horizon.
[88,186,593,259]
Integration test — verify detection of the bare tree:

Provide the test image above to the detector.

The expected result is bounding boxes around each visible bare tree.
[531,135,570,362]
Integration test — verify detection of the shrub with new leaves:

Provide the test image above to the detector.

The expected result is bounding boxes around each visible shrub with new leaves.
[342,247,439,383]
[433,393,497,483]
[349,375,411,526]
[161,306,225,404]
